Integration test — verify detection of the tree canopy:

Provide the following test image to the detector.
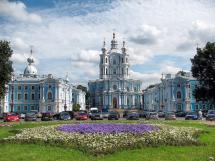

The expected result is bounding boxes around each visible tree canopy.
[73,103,81,112]
[0,40,13,99]
[191,42,215,103]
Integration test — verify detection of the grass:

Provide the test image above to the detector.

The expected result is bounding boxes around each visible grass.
[0,120,215,161]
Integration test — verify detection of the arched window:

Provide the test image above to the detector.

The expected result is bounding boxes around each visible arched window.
[122,58,124,63]
[122,68,124,74]
[105,58,108,63]
[177,91,181,99]
[127,68,128,75]
[48,92,52,100]
[106,68,108,75]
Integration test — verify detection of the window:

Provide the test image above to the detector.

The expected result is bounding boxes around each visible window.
[11,94,13,100]
[177,91,181,99]
[18,86,21,90]
[31,94,35,100]
[127,68,128,75]
[113,85,117,90]
[38,94,40,99]
[113,59,116,65]
[24,93,28,100]
[31,106,35,110]
[47,105,52,111]
[106,68,108,75]
[25,86,28,90]
[113,69,116,74]
[126,58,128,63]
[134,87,137,92]
[101,58,103,64]
[127,87,129,91]
[105,58,107,63]
[122,58,124,63]
[24,106,27,111]
[18,94,21,100]
[17,106,21,111]
[49,85,52,88]
[177,84,181,87]
[32,86,35,90]
[48,92,52,100]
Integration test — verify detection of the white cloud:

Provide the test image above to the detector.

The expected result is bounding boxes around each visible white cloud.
[0,0,42,23]
[11,53,26,64]
[129,25,162,45]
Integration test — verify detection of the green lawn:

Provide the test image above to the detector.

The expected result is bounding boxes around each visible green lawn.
[0,120,214,161]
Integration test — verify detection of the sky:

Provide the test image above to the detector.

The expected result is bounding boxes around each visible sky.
[0,0,215,88]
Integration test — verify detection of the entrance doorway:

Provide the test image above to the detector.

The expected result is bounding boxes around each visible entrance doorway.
[113,97,117,108]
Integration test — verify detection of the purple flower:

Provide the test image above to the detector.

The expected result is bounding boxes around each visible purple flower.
[57,124,159,134]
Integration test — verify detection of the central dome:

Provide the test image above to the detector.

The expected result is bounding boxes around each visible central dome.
[23,54,38,77]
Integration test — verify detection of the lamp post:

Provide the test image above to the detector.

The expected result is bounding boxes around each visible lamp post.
[10,73,15,112]
[64,87,67,111]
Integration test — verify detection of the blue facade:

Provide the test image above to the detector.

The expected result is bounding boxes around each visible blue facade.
[143,72,214,112]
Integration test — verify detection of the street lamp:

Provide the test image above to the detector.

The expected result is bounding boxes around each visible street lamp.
[10,73,15,112]
[64,87,67,111]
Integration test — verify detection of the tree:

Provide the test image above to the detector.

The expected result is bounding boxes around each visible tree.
[191,42,215,103]
[0,40,13,99]
[73,103,81,112]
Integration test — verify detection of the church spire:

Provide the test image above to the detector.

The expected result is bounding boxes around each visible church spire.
[121,40,127,53]
[101,38,107,54]
[111,32,118,49]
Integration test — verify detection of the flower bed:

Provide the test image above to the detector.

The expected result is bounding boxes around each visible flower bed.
[3,123,201,155]
[57,123,159,134]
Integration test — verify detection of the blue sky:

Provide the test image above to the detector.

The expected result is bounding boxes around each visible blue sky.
[1,0,215,87]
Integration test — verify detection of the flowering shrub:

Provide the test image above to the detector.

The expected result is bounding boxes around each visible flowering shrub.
[3,123,201,155]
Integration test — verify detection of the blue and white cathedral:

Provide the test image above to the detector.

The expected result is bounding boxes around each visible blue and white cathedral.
[88,33,142,111]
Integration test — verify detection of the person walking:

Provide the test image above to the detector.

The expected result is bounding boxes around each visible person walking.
[198,110,203,120]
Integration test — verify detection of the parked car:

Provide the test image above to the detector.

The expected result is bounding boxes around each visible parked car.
[41,112,53,121]
[108,111,119,120]
[0,113,4,119]
[158,110,165,118]
[202,109,208,117]
[53,111,74,120]
[20,113,26,119]
[91,112,103,120]
[175,111,187,117]
[138,110,148,118]
[146,112,159,120]
[165,112,176,120]
[76,112,88,120]
[206,110,215,121]
[89,107,98,118]
[102,112,109,118]
[185,112,198,120]
[30,110,42,118]
[25,112,37,121]
[123,110,130,118]
[3,112,20,122]
[126,112,139,120]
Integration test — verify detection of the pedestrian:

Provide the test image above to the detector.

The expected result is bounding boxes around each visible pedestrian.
[198,110,203,120]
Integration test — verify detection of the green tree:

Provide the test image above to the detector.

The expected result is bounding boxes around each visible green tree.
[0,40,13,99]
[191,42,215,103]
[73,103,81,112]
